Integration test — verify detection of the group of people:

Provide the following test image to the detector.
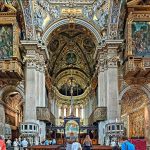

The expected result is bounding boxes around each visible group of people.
[0,136,28,150]
[66,134,136,150]
[66,135,92,150]
[0,134,136,150]
[42,138,56,145]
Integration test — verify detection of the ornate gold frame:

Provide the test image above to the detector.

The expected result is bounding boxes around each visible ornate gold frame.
[126,10,150,56]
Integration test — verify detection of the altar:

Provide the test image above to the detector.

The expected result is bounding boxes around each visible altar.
[47,116,98,145]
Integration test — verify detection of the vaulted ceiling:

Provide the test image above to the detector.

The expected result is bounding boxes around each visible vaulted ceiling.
[47,24,97,104]
[127,0,150,5]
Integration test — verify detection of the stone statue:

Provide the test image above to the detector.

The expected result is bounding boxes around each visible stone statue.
[93,0,108,28]
[83,5,94,20]
[34,9,44,28]
[50,5,60,19]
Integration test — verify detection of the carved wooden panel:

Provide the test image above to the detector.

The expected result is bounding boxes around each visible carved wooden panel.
[89,107,107,124]
[36,107,50,122]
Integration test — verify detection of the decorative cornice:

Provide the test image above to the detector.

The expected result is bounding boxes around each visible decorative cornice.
[20,40,49,60]
[0,3,16,17]
[48,0,95,4]
[0,61,23,80]
[105,39,124,49]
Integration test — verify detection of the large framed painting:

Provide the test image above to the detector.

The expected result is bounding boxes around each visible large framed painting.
[64,117,80,139]
[126,12,150,57]
[132,22,150,56]
[65,120,79,138]
[0,4,20,59]
[0,25,13,59]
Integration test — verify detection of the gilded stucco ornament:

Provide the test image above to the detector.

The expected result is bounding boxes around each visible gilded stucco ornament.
[32,0,110,34]
[108,0,122,39]
[121,87,148,137]
[22,0,35,40]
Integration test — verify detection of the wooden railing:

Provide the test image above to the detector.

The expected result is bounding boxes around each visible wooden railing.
[28,145,112,150]
[91,145,112,150]
[28,145,61,150]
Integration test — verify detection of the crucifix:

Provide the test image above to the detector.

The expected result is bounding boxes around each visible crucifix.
[70,76,74,116]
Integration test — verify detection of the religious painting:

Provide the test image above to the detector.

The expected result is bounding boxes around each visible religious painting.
[65,120,79,138]
[132,22,150,56]
[129,109,145,138]
[0,25,13,59]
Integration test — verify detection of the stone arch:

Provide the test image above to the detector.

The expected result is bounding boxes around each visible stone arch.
[119,84,150,101]
[42,18,101,44]
[119,84,150,143]
[0,85,24,102]
[0,84,25,139]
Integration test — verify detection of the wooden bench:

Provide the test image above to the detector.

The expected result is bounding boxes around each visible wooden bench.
[28,145,61,150]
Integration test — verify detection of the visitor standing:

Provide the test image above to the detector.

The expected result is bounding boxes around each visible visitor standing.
[121,137,135,150]
[6,138,12,150]
[0,135,6,150]
[66,133,76,150]
[21,138,28,150]
[72,139,82,150]
[52,138,56,145]
[18,137,22,150]
[83,135,92,150]
[13,138,19,150]
[112,142,120,150]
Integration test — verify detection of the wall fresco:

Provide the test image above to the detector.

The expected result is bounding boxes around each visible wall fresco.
[132,22,150,56]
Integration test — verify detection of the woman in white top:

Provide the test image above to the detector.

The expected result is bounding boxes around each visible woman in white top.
[13,138,19,150]
[72,140,82,150]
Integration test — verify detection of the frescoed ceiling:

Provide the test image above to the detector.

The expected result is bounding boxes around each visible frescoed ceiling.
[47,24,97,105]
[127,0,150,5]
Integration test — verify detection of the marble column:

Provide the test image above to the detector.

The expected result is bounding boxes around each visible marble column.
[51,99,55,115]
[81,105,84,119]
[97,40,123,145]
[21,40,47,144]
[37,55,46,143]
[106,40,123,121]
[36,55,45,107]
[24,50,38,122]
[78,106,81,118]
[97,51,107,144]
[98,53,106,107]
[61,106,64,118]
